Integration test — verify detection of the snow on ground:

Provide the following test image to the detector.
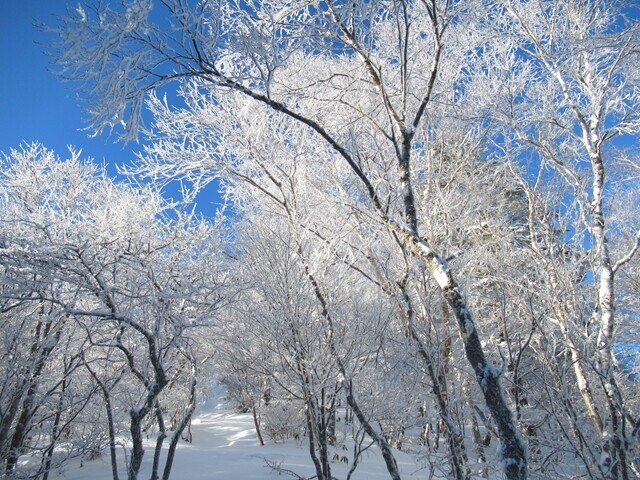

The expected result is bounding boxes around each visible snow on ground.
[49,411,430,480]
[50,390,434,480]
[51,411,431,479]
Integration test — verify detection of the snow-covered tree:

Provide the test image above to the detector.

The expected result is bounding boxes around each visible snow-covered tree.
[483,2,640,477]
[50,2,529,476]
[0,144,226,480]
[47,1,640,479]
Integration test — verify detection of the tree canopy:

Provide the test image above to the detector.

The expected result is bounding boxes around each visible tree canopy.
[1,1,639,480]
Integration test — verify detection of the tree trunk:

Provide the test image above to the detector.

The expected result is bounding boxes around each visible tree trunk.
[299,249,402,480]
[128,412,145,480]
[5,315,59,475]
[150,404,167,480]
[398,279,468,480]
[41,377,66,480]
[399,228,527,480]
[303,398,327,480]
[105,392,120,480]
[162,355,199,480]
[591,149,629,480]
[84,359,120,480]
[251,404,265,447]
[463,377,488,478]
[344,380,402,480]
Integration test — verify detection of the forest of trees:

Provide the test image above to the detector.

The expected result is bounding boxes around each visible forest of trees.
[1,1,639,479]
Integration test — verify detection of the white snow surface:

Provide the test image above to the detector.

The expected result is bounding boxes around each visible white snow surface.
[49,391,430,480]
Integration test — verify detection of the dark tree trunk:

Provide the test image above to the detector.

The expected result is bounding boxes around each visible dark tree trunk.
[162,355,198,480]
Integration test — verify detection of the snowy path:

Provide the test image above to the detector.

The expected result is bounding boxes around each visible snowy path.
[51,407,432,480]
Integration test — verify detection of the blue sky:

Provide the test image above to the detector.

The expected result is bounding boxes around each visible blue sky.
[0,1,224,213]
[0,1,138,174]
